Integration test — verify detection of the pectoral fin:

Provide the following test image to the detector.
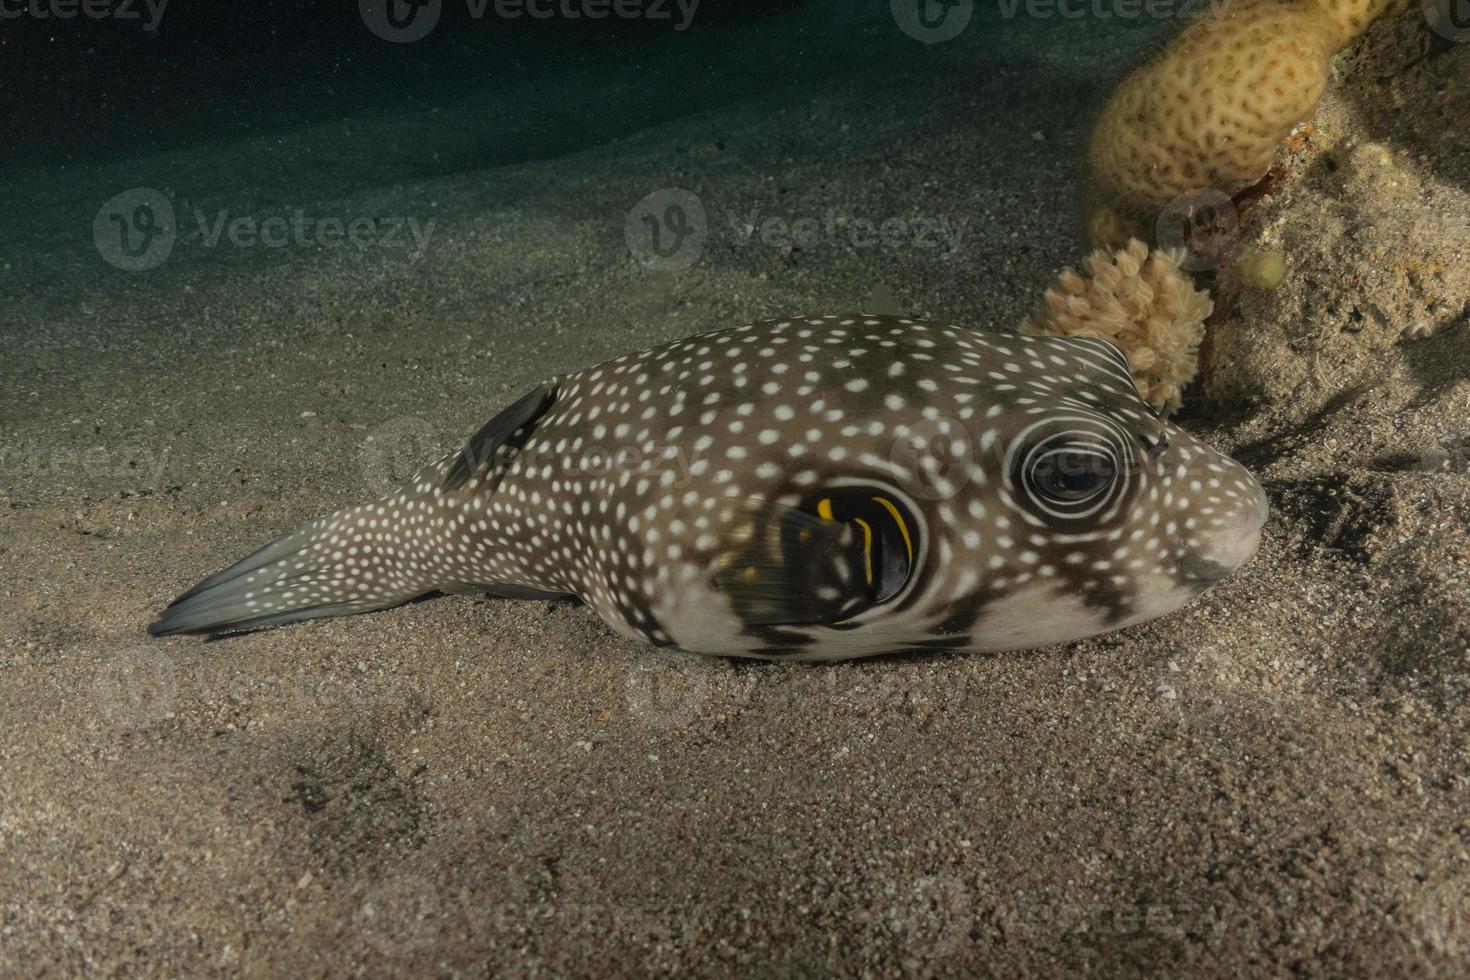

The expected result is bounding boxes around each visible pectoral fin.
[709,490,919,628]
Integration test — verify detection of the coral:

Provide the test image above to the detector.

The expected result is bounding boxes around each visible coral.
[1085,0,1413,245]
[1022,239,1214,411]
[1318,0,1413,46]
[1231,248,1288,290]
[1197,25,1470,415]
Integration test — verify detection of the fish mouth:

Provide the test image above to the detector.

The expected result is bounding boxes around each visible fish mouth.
[1178,477,1268,585]
[1180,525,1263,585]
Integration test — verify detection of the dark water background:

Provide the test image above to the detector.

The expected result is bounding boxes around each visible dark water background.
[4,0,818,164]
[0,0,1167,307]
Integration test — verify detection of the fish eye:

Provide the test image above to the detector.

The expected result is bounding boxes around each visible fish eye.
[1028,448,1116,503]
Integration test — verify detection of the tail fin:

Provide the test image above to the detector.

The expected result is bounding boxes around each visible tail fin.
[148,504,433,636]
[151,382,561,637]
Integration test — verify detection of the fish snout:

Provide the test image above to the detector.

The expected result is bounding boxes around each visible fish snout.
[1180,476,1267,585]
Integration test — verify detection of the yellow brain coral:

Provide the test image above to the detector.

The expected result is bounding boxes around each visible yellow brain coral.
[1022,239,1214,411]
[1318,0,1412,44]
[1086,0,1412,240]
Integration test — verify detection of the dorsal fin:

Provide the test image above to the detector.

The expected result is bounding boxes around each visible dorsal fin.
[441,383,556,492]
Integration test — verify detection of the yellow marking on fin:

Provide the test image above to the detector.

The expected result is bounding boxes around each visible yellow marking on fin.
[853,516,874,586]
[817,498,835,521]
[872,496,913,564]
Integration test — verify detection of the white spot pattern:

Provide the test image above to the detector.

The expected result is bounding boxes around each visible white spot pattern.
[174,316,1267,660]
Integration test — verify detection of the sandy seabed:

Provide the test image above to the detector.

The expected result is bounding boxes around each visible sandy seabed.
[2,5,1468,977]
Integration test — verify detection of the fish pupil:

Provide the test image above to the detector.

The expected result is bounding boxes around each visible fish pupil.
[1032,449,1115,502]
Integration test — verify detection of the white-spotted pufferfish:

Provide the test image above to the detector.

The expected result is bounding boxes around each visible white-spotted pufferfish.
[150,315,1267,660]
